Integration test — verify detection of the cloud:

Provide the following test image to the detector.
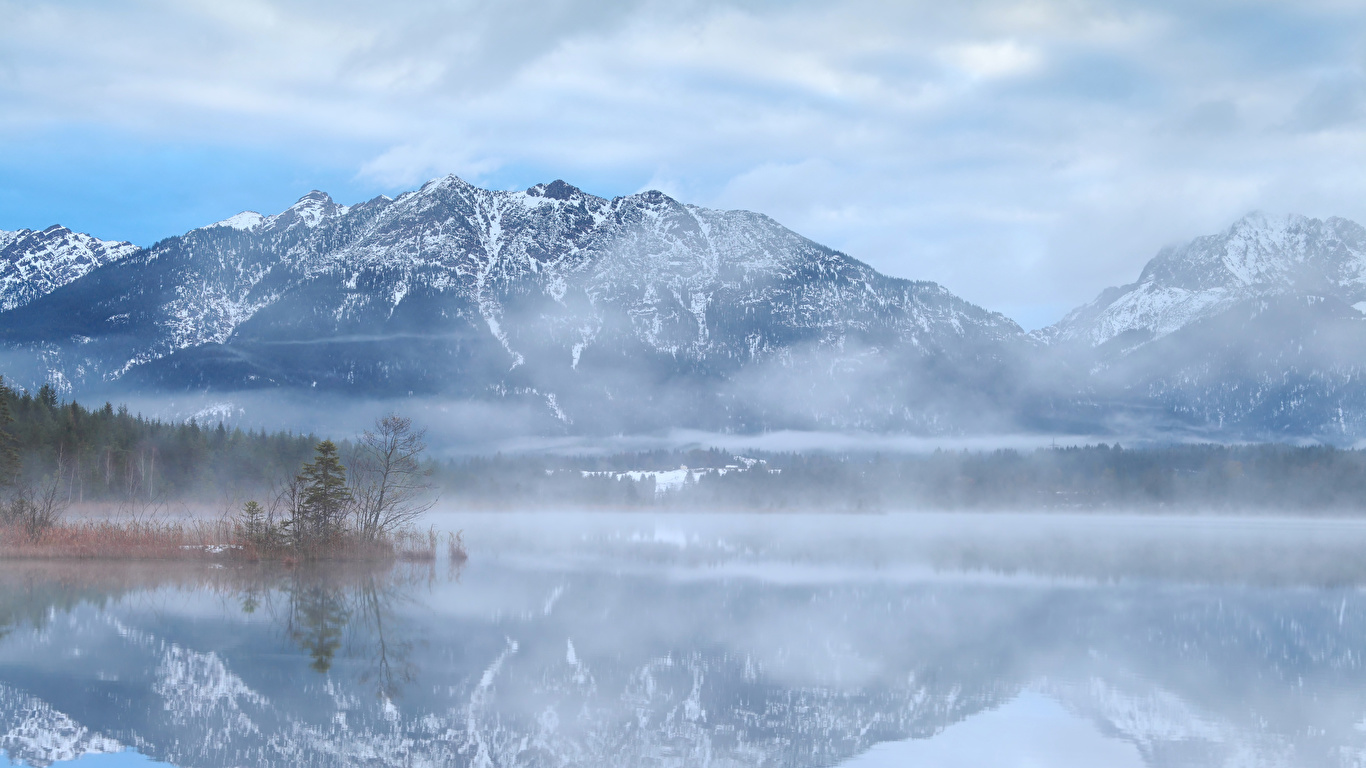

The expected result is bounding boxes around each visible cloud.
[4,0,1366,328]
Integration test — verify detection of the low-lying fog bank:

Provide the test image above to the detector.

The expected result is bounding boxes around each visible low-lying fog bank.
[431,509,1366,586]
[9,383,1366,518]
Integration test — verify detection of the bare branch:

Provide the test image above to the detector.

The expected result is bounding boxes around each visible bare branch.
[350,414,437,540]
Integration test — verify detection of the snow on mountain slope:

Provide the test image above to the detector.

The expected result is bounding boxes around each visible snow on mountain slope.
[1041,212,1366,349]
[0,226,139,312]
[0,175,1029,431]
[1028,213,1366,438]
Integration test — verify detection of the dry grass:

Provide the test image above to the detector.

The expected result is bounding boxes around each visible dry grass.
[0,520,234,560]
[449,529,467,563]
[391,528,438,562]
[0,520,452,563]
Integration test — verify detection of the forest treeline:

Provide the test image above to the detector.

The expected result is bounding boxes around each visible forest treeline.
[6,378,1366,512]
[0,378,317,504]
[436,444,1366,513]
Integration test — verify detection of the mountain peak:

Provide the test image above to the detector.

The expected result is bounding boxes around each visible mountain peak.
[420,174,474,193]
[1045,211,1366,351]
[208,211,266,232]
[626,189,681,208]
[278,190,343,229]
[527,180,582,200]
[0,226,140,312]
[295,190,333,204]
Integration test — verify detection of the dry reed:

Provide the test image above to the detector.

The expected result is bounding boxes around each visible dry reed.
[0,520,233,560]
[0,520,458,563]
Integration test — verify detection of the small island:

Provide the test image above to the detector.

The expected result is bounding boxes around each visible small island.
[0,380,461,564]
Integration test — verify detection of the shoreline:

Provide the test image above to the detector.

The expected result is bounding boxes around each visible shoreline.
[0,520,463,563]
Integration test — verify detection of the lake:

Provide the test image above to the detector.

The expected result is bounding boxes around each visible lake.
[4,511,1366,767]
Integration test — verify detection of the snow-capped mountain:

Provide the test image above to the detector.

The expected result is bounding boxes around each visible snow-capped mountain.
[0,226,138,313]
[1036,213,1366,438]
[9,187,1366,438]
[0,176,1030,432]
[1042,212,1366,349]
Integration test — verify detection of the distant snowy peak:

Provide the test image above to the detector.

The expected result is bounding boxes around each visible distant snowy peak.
[209,211,265,232]
[204,191,349,234]
[1042,212,1366,348]
[0,225,139,312]
[277,190,348,229]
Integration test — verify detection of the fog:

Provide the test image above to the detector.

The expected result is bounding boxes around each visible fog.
[433,509,1366,586]
[3,511,1366,766]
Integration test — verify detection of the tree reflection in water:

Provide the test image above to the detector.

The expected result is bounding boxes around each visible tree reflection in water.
[0,559,446,700]
[230,563,437,698]
[9,517,1366,768]
[286,582,349,673]
[274,568,424,695]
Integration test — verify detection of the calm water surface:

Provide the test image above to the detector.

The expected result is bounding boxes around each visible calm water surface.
[3,511,1366,767]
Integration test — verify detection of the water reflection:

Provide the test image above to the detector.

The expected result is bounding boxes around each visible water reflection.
[1,513,1366,767]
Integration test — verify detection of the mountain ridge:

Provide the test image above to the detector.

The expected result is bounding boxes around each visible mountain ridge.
[0,225,139,314]
[0,175,1029,434]
[1039,211,1366,349]
[5,181,1366,439]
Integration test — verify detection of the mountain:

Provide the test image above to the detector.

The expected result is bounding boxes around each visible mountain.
[0,226,138,313]
[1039,213,1366,438]
[8,183,1366,439]
[1042,212,1366,348]
[0,176,1031,433]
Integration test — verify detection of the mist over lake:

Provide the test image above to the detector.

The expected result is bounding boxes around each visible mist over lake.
[2,511,1366,768]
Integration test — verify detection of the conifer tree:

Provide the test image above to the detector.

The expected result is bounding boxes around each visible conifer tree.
[239,500,269,548]
[297,440,351,544]
[36,383,57,410]
[0,376,19,488]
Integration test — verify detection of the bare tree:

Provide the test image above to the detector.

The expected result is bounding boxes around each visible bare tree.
[269,471,308,548]
[350,415,436,541]
[4,465,70,541]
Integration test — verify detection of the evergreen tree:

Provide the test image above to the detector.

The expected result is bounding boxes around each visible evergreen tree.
[36,384,57,410]
[238,500,270,548]
[296,440,351,544]
[0,376,18,488]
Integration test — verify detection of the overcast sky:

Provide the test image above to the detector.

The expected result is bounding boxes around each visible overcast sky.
[3,0,1366,328]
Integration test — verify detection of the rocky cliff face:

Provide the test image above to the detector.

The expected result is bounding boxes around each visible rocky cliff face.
[0,226,138,313]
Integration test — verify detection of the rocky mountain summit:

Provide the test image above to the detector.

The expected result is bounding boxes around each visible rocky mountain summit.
[1042,212,1366,349]
[0,226,137,313]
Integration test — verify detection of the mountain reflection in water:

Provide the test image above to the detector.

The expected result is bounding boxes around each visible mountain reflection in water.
[2,512,1366,767]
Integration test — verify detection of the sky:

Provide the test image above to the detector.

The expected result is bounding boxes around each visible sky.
[3,1,1366,329]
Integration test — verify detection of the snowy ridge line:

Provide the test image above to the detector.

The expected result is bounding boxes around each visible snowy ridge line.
[0,173,1022,437]
[0,225,139,313]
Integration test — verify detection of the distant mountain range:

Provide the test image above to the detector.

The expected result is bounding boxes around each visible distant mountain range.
[3,176,1365,440]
